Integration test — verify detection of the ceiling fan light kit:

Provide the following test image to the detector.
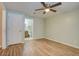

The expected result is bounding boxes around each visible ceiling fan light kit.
[45,8,50,12]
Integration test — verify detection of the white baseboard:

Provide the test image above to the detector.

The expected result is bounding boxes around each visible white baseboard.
[46,37,79,49]
[7,42,24,46]
[6,37,79,49]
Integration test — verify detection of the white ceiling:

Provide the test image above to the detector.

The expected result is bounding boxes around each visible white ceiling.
[3,2,79,18]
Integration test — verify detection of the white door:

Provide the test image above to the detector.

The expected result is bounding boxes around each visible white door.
[6,12,24,45]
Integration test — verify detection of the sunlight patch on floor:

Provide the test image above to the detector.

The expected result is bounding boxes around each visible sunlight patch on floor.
[25,38,33,40]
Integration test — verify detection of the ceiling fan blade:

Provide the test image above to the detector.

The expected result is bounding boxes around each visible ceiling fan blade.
[43,11,46,14]
[41,2,47,8]
[50,2,62,8]
[35,8,44,11]
[50,9,56,12]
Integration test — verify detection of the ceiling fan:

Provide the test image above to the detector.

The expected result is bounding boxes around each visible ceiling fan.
[35,2,62,14]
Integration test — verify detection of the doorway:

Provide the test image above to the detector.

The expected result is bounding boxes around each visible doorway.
[24,18,33,40]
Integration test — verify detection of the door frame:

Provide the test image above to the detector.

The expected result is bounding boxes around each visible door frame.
[2,7,7,49]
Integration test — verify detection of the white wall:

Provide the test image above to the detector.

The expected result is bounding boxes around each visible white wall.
[45,9,79,48]
[32,18,45,39]
[6,11,25,45]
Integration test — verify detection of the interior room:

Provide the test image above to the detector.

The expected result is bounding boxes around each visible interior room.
[0,2,79,56]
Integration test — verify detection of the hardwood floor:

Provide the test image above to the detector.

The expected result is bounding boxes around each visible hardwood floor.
[0,43,24,56]
[23,39,79,56]
[0,38,79,56]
